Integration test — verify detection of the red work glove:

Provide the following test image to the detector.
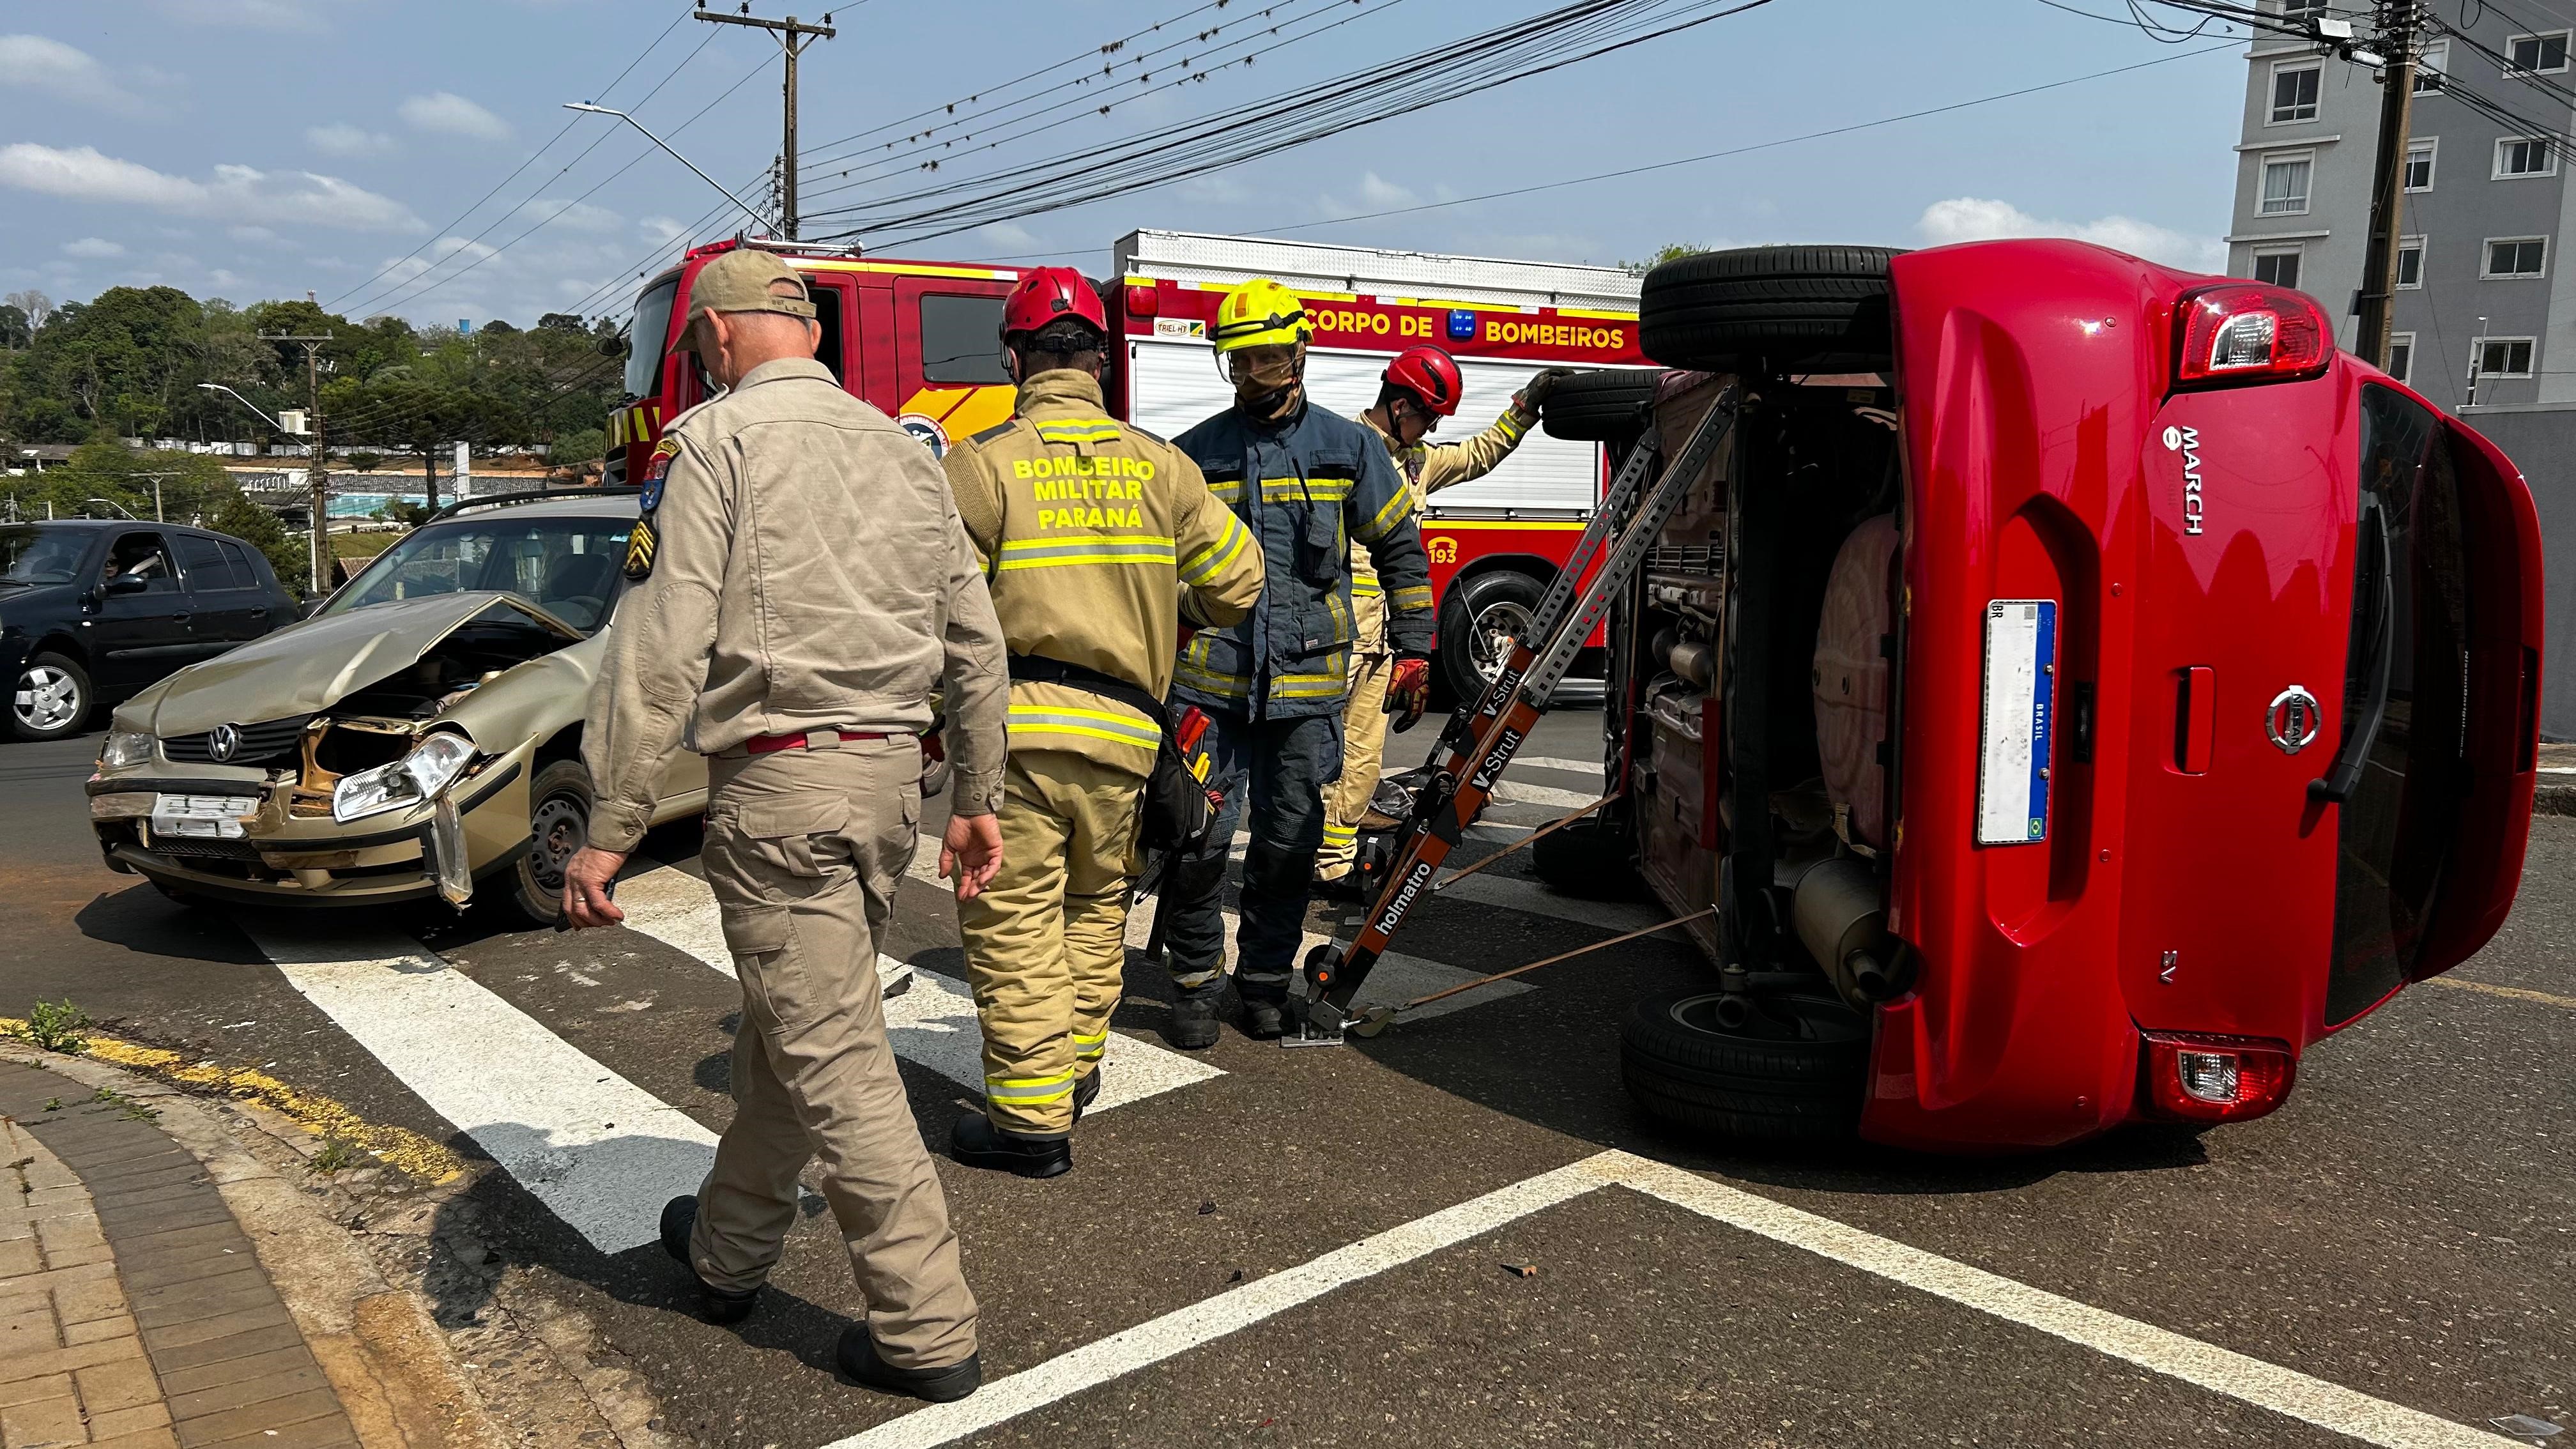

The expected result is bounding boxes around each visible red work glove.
[1383,654,1432,733]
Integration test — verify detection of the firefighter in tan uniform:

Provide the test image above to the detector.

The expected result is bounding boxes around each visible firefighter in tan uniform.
[559,248,1003,1405]
[1316,345,1571,893]
[940,268,1262,1176]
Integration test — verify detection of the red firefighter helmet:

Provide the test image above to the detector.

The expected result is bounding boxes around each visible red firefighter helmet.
[1002,266,1108,342]
[1382,344,1464,417]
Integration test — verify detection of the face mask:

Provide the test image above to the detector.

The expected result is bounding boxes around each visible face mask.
[1232,350,1298,400]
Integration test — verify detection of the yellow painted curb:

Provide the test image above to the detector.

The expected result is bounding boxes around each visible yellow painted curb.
[1,1018,464,1184]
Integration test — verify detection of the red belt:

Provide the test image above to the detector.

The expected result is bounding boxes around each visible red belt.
[740,729,901,756]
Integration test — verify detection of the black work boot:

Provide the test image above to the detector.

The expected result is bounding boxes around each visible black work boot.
[659,1195,760,1325]
[949,1113,1072,1179]
[1167,995,1220,1050]
[837,1326,981,1402]
[1072,1066,1102,1123]
[1241,997,1286,1040]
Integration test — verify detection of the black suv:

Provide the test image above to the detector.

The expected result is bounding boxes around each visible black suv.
[1,520,298,742]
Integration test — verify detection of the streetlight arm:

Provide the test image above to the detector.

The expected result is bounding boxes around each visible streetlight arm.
[197,382,289,432]
[564,102,776,233]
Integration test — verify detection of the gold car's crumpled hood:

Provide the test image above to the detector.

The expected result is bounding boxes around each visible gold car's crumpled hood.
[131,592,573,738]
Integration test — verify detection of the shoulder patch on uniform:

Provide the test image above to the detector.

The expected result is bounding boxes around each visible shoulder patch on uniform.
[637,437,678,512]
[966,420,1021,447]
[622,515,659,581]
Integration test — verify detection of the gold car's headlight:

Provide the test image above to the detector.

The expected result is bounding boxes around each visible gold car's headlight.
[332,732,476,824]
[98,730,154,770]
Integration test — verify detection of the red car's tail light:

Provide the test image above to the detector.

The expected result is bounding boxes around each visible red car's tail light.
[2140,1031,2297,1122]
[2172,283,2333,390]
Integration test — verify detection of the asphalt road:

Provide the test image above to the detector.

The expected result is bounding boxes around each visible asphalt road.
[4,712,2572,1449]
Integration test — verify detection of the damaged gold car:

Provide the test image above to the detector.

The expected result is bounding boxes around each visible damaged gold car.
[86,492,704,923]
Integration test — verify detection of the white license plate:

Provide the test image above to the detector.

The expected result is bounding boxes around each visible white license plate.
[151,793,257,839]
[1976,600,2058,846]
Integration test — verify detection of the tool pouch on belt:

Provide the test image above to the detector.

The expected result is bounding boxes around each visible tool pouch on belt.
[1006,655,1217,854]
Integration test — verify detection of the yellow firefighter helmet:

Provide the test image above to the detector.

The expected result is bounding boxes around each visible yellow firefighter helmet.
[1211,277,1314,353]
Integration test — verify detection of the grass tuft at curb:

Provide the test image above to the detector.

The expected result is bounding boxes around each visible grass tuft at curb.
[0,1014,465,1184]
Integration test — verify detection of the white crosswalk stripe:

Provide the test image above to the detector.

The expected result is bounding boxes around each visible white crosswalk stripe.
[240,918,716,1255]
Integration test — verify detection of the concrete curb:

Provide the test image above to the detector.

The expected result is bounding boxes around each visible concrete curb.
[2536,781,2576,817]
[0,1041,507,1449]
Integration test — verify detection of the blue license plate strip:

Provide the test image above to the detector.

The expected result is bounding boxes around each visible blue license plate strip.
[1976,599,2057,846]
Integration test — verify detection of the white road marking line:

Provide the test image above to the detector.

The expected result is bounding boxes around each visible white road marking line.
[2419,975,2576,1011]
[237,919,715,1255]
[1598,1151,2516,1449]
[619,859,1211,1108]
[827,1159,1612,1449]
[1506,755,1605,779]
[842,1149,2517,1449]
[881,964,1222,1112]
[1491,779,1603,811]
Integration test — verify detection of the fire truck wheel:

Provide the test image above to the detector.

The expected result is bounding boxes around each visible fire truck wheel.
[1639,245,1903,374]
[1531,816,1645,900]
[1619,988,1869,1142]
[1438,570,1547,702]
[1538,368,1660,442]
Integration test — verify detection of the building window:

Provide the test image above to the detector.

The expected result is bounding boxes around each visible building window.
[2277,0,2326,14]
[2496,136,2557,178]
[2259,151,2313,214]
[2269,63,2322,123]
[2405,139,2437,190]
[2252,246,2304,288]
[2388,333,2415,383]
[2396,236,2425,288]
[2416,42,2449,92]
[2507,30,2570,74]
[2484,236,2547,277]
[2478,338,2534,376]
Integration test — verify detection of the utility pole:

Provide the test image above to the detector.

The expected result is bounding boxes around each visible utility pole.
[694,8,836,240]
[128,470,182,522]
[2467,315,2490,408]
[2354,0,2420,371]
[263,331,334,593]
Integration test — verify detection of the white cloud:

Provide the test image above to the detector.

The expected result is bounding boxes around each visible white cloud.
[0,34,148,115]
[227,225,277,243]
[976,221,1042,252]
[155,0,321,29]
[638,215,690,246]
[61,237,125,258]
[1916,197,2224,273]
[0,144,424,233]
[518,198,618,233]
[399,91,512,142]
[307,123,393,157]
[1315,171,1420,218]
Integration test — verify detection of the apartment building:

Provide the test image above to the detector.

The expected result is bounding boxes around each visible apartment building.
[2227,0,2576,411]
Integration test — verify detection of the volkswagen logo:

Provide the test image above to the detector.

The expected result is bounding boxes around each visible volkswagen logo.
[208,723,242,763]
[2266,686,2322,755]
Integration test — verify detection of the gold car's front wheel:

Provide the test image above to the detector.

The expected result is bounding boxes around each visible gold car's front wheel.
[509,759,594,926]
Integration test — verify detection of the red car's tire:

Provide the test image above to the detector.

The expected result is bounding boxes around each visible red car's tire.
[1640,245,1903,375]
[1618,988,1868,1142]
[1539,368,1660,443]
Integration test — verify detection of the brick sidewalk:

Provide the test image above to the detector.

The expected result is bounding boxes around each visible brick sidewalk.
[1,1062,359,1449]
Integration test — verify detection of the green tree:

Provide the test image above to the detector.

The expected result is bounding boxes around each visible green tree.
[1618,243,1703,274]
[0,305,29,351]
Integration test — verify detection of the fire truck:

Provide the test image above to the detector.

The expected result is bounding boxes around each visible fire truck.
[604,229,1646,697]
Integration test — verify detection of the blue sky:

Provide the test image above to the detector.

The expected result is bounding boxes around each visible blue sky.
[0,0,2254,328]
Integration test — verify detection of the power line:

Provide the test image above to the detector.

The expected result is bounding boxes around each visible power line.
[816,0,1781,247]
[323,6,697,310]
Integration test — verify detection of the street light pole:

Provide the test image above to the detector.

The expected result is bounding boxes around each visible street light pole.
[2354,0,2420,372]
[564,102,778,233]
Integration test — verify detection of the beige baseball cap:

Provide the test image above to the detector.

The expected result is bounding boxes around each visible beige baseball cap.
[673,249,816,351]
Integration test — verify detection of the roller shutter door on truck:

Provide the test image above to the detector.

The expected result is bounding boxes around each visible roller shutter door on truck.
[1124,339,1599,512]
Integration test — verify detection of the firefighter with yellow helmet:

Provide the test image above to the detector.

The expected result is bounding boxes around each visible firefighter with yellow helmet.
[1160,278,1438,1045]
[941,267,1263,1174]
[1315,344,1572,893]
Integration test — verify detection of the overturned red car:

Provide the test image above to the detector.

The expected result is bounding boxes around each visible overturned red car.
[1531,240,2544,1152]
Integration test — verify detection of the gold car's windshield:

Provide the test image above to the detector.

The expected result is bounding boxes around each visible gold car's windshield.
[326,514,632,632]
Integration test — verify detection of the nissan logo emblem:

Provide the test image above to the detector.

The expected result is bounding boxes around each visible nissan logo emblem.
[2266,686,2322,755]
[209,723,242,763]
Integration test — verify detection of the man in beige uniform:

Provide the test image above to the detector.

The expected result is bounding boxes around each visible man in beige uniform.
[558,248,1004,1404]
[1316,346,1571,893]
[940,268,1261,1177]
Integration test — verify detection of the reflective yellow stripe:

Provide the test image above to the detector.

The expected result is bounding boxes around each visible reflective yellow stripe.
[996,534,1177,571]
[1179,515,1252,585]
[1073,1031,1109,1062]
[1389,585,1433,611]
[1322,822,1358,845]
[1356,488,1414,543]
[986,1071,1078,1102]
[1273,661,1349,699]
[1494,410,1527,444]
[1350,576,1383,598]
[1036,420,1124,443]
[1208,477,1243,503]
[1174,657,1250,696]
[1260,476,1351,501]
[1007,704,1160,750]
